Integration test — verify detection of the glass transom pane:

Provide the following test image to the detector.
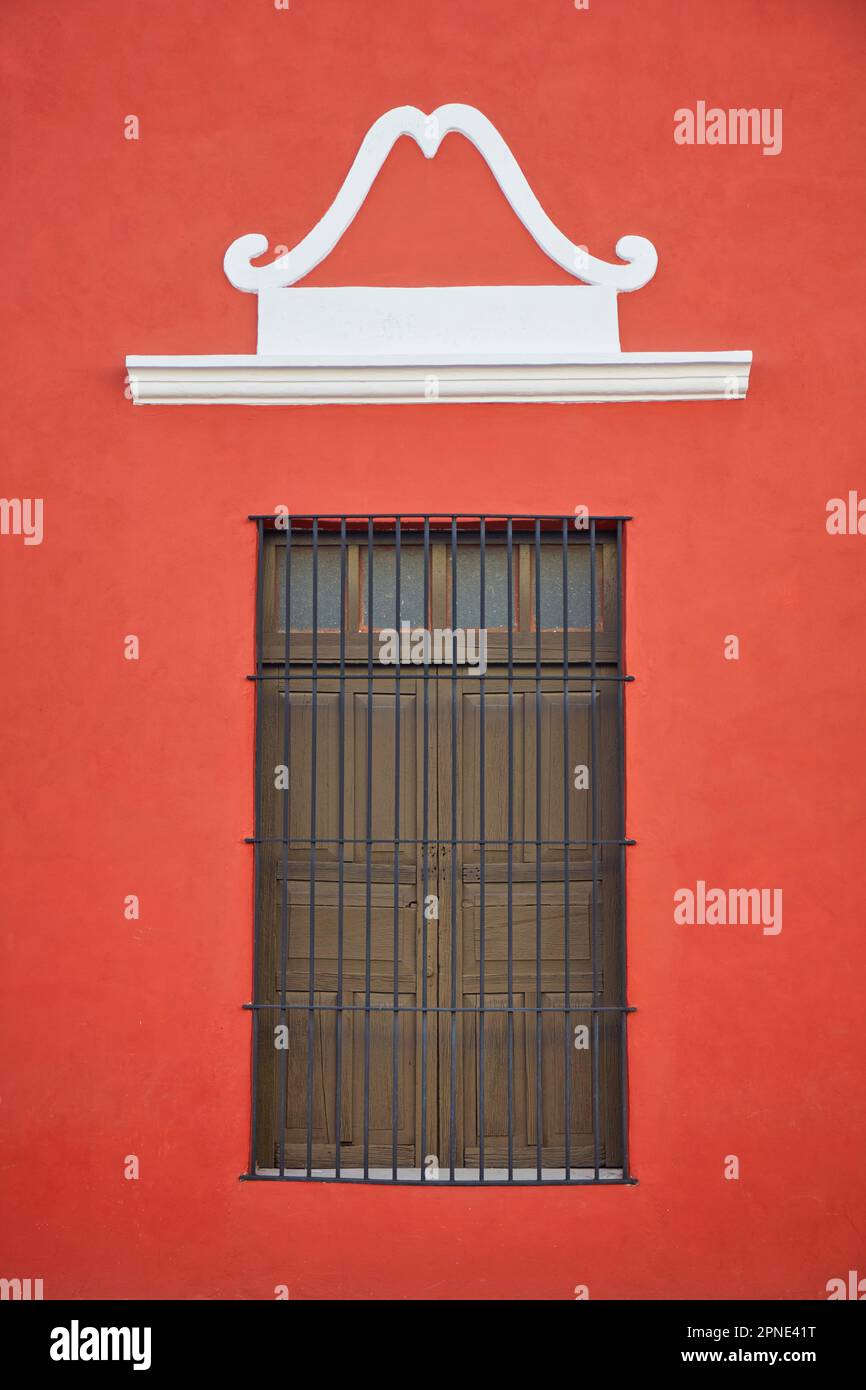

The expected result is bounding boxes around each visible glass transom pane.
[536,546,599,629]
[361,547,425,629]
[279,546,343,631]
[453,547,511,628]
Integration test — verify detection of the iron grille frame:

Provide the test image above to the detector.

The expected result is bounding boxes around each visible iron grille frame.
[242,515,636,1186]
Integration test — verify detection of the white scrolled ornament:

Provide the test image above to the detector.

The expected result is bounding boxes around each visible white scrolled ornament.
[223,103,658,293]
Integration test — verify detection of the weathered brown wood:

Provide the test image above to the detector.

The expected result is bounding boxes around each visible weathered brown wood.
[255,529,623,1175]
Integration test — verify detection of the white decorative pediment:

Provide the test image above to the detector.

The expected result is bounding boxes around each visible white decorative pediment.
[126,103,751,405]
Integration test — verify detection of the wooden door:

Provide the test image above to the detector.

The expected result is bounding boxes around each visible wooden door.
[254,529,624,1178]
[255,670,439,1173]
[436,670,623,1175]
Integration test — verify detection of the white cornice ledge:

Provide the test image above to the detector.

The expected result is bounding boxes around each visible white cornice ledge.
[126,352,751,405]
[125,106,752,406]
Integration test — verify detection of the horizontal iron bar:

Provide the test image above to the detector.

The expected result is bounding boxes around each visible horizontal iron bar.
[240,1173,639,1186]
[246,673,635,683]
[247,513,633,522]
[244,836,637,846]
[245,1003,636,1014]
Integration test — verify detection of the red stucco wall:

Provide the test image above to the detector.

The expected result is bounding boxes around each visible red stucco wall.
[2,0,864,1299]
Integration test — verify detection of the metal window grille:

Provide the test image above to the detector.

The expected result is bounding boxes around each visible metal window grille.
[243,515,635,1185]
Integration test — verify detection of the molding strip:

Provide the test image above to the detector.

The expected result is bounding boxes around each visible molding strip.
[126,353,752,405]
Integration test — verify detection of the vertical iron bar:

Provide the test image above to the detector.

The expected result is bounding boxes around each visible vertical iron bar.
[250,518,265,1175]
[420,517,431,1182]
[534,520,543,1182]
[278,520,292,1176]
[506,518,515,1182]
[449,518,458,1181]
[305,520,319,1178]
[335,519,347,1178]
[590,518,601,1180]
[363,520,374,1179]
[392,518,401,1180]
[478,517,486,1182]
[616,519,630,1179]
[562,517,571,1182]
